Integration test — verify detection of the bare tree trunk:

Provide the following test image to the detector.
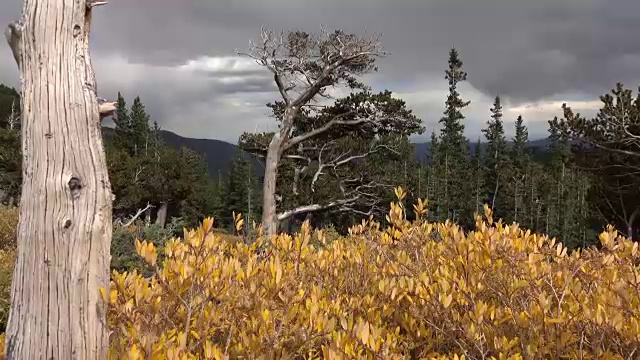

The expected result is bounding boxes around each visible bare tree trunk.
[444,150,448,219]
[491,152,499,212]
[514,179,519,222]
[247,173,252,226]
[145,207,152,226]
[530,171,536,230]
[5,0,112,358]
[155,202,168,228]
[626,207,639,240]
[262,132,285,237]
[417,165,421,199]
[559,162,565,235]
[8,99,18,130]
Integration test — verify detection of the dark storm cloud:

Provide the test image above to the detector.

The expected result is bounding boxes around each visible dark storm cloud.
[87,0,640,102]
[0,0,638,141]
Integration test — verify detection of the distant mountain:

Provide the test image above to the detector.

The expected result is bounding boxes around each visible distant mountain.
[157,130,264,177]
[101,127,263,177]
[413,138,552,163]
[102,126,553,176]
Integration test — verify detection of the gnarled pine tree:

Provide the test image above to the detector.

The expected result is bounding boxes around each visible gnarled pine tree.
[239,27,386,236]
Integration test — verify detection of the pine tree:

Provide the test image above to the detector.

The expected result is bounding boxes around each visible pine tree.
[174,147,211,227]
[113,92,133,152]
[427,130,441,221]
[472,137,487,216]
[511,115,529,170]
[510,115,530,225]
[433,48,473,225]
[482,96,509,219]
[129,96,151,157]
[224,151,262,231]
[0,85,21,205]
[507,115,531,227]
[544,117,592,248]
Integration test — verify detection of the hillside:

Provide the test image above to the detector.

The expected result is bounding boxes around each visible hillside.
[102,127,552,175]
[101,126,263,177]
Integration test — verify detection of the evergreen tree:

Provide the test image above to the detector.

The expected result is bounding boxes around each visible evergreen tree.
[472,137,487,216]
[129,96,152,157]
[544,117,592,248]
[511,115,529,170]
[424,131,440,221]
[432,48,473,225]
[106,94,203,227]
[223,150,262,230]
[482,96,509,220]
[0,85,21,205]
[551,84,640,241]
[509,115,530,226]
[174,147,212,227]
[113,92,133,152]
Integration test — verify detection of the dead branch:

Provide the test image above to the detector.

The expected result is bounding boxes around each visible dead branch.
[238,26,385,109]
[7,99,18,130]
[87,1,108,9]
[277,196,360,222]
[283,111,369,150]
[115,203,155,227]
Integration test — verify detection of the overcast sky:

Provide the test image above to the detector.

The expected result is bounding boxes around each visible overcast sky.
[1,0,639,143]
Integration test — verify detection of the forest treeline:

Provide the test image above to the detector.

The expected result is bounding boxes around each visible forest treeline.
[0,47,639,250]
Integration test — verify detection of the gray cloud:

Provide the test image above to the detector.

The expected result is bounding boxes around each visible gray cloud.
[0,0,638,142]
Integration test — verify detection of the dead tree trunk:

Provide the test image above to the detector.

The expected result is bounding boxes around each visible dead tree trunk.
[625,207,639,240]
[155,202,168,228]
[262,131,286,236]
[5,0,112,358]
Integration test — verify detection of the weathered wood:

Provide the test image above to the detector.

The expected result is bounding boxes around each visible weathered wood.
[5,0,112,358]
[155,202,168,228]
[261,130,286,236]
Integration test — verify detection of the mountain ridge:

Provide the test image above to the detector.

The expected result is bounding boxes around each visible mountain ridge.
[101,126,552,176]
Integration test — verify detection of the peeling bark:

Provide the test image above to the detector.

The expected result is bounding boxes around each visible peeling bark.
[5,0,112,358]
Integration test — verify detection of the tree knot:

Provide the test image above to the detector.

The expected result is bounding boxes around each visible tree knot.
[69,177,83,199]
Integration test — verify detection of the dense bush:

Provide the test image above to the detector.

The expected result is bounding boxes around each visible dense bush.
[0,207,16,335]
[0,250,14,336]
[110,218,185,277]
[106,189,640,359]
[0,206,17,250]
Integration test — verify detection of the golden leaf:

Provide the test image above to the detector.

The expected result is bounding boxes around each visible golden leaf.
[274,255,283,286]
[357,320,370,346]
[442,293,453,308]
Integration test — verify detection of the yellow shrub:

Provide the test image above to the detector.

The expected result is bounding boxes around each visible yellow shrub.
[0,249,15,334]
[0,206,18,250]
[0,207,17,337]
[106,190,640,359]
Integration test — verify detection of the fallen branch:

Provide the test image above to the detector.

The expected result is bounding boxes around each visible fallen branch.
[277,196,360,222]
[115,203,155,227]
